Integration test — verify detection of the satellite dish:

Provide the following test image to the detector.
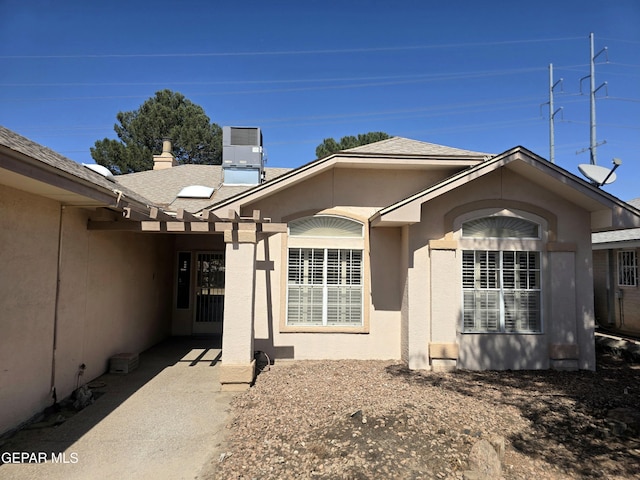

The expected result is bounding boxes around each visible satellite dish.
[578,158,622,187]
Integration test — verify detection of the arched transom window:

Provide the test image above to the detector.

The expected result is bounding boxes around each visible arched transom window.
[462,216,539,239]
[286,215,364,328]
[289,215,363,238]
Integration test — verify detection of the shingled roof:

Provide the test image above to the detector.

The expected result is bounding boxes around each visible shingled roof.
[116,164,291,213]
[342,136,493,158]
[0,125,151,206]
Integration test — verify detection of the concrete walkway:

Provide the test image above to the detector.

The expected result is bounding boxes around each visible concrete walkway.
[0,337,236,480]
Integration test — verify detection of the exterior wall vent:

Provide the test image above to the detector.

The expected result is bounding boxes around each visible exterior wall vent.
[222,126,264,185]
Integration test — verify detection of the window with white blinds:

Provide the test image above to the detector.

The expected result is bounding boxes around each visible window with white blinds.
[462,250,541,333]
[287,248,363,326]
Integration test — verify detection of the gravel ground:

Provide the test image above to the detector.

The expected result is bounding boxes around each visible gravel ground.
[206,350,640,480]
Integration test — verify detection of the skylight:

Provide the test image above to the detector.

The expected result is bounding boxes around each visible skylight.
[176,185,215,199]
[83,163,115,181]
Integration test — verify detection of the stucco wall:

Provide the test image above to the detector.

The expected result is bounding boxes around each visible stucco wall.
[252,222,402,361]
[593,247,640,335]
[592,249,612,326]
[242,167,460,221]
[411,168,596,370]
[247,167,449,362]
[0,184,59,435]
[237,163,598,370]
[0,184,173,434]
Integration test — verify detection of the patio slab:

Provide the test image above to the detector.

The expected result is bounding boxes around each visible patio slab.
[0,337,235,480]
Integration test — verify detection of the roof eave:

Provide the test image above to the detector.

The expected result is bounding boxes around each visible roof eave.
[0,144,149,211]
[371,146,640,231]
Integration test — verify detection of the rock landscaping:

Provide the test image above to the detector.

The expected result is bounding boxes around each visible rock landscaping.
[208,349,640,479]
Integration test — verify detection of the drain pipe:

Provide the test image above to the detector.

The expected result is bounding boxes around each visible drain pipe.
[50,205,65,405]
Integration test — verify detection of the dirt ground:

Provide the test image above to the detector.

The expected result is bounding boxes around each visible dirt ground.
[207,348,640,480]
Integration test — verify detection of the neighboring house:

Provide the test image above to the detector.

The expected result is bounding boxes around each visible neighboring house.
[2,125,640,435]
[593,198,640,336]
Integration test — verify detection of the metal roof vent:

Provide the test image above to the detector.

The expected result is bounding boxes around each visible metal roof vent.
[176,185,214,198]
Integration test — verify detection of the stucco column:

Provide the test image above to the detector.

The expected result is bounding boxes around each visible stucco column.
[429,243,460,371]
[220,231,257,391]
[406,243,431,371]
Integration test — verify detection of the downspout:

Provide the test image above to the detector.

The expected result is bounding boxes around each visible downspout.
[50,205,65,405]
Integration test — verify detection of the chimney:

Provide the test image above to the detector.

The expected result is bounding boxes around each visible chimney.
[153,138,177,170]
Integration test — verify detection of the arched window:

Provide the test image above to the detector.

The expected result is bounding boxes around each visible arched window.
[289,215,363,238]
[286,215,364,328]
[462,216,539,238]
[460,215,542,334]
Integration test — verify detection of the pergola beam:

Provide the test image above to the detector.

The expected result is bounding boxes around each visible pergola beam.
[176,208,203,222]
[149,206,174,221]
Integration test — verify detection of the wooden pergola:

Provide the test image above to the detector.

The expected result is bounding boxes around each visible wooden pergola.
[88,205,287,238]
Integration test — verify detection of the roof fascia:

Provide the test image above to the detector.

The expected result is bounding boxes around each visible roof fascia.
[0,145,148,210]
[371,146,640,230]
[592,240,640,250]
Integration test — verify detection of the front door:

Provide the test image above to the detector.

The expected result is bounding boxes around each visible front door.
[193,252,225,334]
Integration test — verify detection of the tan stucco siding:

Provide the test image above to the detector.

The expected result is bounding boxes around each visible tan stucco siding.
[409,168,596,370]
[0,184,59,434]
[252,227,402,361]
[249,181,408,360]
[241,167,461,221]
[78,218,173,380]
[244,166,456,362]
[592,250,611,325]
[245,162,598,371]
[0,184,173,434]
[400,225,410,363]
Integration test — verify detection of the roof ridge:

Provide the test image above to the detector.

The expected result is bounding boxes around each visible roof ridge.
[342,135,492,157]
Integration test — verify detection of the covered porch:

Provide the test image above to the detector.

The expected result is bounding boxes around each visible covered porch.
[88,206,286,391]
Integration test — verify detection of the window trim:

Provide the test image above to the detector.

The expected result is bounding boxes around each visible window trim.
[280,212,370,334]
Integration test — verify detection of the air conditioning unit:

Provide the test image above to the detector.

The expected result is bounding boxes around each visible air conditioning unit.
[222,126,264,185]
[222,126,263,168]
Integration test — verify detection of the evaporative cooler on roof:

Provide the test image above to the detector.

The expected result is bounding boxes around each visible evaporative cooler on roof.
[222,126,262,167]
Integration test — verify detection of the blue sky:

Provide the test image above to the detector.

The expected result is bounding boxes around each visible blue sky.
[1,0,639,200]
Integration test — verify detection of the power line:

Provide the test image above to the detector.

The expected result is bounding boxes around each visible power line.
[560,119,640,130]
[5,99,634,134]
[0,67,547,88]
[600,37,640,44]
[0,70,551,102]
[603,96,640,103]
[0,37,585,60]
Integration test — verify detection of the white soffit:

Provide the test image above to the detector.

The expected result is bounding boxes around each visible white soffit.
[176,185,215,198]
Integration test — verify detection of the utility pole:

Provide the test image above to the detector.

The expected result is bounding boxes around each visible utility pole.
[548,64,563,163]
[580,33,608,165]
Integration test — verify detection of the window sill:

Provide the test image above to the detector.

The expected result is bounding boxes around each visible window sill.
[281,325,369,334]
[460,331,544,335]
